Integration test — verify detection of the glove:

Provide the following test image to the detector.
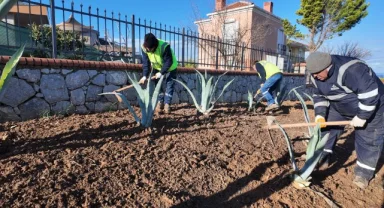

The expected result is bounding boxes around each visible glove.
[155,72,162,79]
[315,115,326,128]
[350,116,366,127]
[139,76,147,84]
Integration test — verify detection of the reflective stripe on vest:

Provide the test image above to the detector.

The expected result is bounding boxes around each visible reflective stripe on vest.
[337,60,364,93]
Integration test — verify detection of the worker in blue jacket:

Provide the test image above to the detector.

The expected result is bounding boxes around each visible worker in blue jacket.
[306,52,384,189]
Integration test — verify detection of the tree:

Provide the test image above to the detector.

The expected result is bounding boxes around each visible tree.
[321,41,371,59]
[282,19,304,47]
[285,0,369,52]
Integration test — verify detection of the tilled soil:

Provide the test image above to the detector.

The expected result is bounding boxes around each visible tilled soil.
[0,102,383,207]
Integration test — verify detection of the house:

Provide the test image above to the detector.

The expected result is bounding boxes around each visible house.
[1,3,49,27]
[194,0,306,71]
[0,4,49,50]
[57,15,99,45]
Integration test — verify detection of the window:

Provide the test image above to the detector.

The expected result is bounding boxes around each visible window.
[222,19,238,41]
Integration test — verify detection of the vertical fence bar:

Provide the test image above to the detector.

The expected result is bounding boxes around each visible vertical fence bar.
[104,10,107,54]
[89,6,92,46]
[125,15,128,62]
[62,0,66,52]
[215,36,219,70]
[71,2,75,53]
[118,13,122,56]
[96,8,100,52]
[181,27,185,67]
[111,12,115,57]
[50,0,57,58]
[240,43,245,71]
[80,4,84,56]
[5,7,9,48]
[16,1,21,46]
[131,15,136,63]
[28,0,33,47]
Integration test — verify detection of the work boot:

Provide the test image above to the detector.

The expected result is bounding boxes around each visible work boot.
[353,175,369,189]
[164,103,171,114]
[156,103,164,114]
[265,103,279,111]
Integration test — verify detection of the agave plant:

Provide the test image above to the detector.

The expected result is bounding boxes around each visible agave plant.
[0,44,25,94]
[274,83,289,106]
[247,90,265,112]
[0,0,25,94]
[273,120,330,188]
[174,69,234,115]
[100,72,164,128]
[289,86,313,136]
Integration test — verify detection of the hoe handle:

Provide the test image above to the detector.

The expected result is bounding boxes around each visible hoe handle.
[267,121,351,129]
[114,75,157,92]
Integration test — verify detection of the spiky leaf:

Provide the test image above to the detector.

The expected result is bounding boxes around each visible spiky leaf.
[274,120,298,172]
[0,44,25,92]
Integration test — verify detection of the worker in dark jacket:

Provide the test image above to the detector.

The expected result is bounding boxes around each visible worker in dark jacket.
[306,52,384,189]
[253,60,283,111]
[139,33,178,114]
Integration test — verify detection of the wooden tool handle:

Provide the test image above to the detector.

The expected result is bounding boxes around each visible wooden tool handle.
[267,121,350,129]
[114,75,157,92]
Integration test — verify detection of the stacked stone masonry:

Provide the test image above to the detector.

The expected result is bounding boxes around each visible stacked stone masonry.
[0,66,312,122]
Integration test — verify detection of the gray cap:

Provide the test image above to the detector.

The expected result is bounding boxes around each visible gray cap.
[306,52,332,74]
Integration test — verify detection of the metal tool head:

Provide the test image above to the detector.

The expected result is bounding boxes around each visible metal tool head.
[266,116,276,127]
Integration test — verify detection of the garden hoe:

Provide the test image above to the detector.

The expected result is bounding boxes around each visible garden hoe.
[112,75,156,102]
[265,116,351,130]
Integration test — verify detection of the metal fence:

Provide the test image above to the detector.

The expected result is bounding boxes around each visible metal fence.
[0,0,305,72]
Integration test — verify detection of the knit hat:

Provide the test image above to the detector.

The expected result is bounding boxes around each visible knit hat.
[305,52,332,74]
[143,33,159,50]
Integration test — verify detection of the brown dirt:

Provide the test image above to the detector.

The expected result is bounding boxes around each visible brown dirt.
[0,102,383,207]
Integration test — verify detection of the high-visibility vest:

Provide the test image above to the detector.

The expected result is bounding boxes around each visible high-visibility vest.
[258,60,281,79]
[141,39,178,71]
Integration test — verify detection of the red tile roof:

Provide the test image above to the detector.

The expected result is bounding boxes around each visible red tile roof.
[223,1,253,10]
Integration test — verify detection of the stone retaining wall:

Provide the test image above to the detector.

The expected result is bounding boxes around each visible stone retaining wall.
[0,57,312,122]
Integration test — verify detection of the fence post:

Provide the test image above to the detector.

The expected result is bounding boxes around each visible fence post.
[215,36,219,70]
[131,15,136,63]
[50,0,57,58]
[181,28,185,67]
[240,43,245,71]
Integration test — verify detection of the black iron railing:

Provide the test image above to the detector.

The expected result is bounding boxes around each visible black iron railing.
[0,0,305,72]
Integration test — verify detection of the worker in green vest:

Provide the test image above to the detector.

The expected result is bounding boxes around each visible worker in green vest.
[253,60,283,111]
[138,33,178,114]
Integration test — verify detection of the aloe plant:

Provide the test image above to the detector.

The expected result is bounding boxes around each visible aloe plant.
[174,69,234,115]
[0,44,25,93]
[100,72,164,128]
[273,119,330,188]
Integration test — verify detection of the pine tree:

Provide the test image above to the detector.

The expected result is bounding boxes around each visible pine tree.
[285,0,369,52]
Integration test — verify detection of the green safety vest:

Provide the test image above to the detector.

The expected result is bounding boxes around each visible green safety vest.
[258,60,281,79]
[141,39,178,71]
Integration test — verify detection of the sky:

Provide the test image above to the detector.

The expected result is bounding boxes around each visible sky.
[45,0,383,74]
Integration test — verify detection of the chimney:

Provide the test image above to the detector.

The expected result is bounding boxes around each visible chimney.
[263,1,273,13]
[215,0,225,11]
